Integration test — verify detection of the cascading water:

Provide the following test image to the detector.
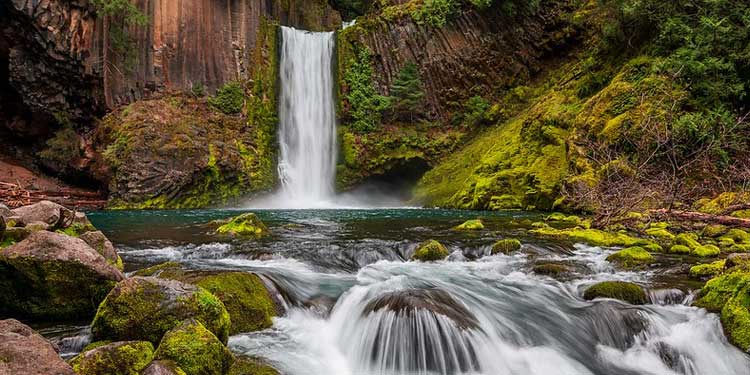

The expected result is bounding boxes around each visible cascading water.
[275,27,337,208]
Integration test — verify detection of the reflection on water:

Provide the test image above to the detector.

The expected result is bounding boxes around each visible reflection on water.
[62,209,750,375]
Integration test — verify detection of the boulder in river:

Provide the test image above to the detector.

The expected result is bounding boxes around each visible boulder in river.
[411,240,449,262]
[453,219,484,231]
[694,267,750,350]
[135,263,279,335]
[606,246,655,268]
[214,213,269,238]
[79,230,123,270]
[91,276,231,345]
[491,238,522,254]
[0,231,124,320]
[533,262,574,278]
[363,288,479,330]
[69,341,154,375]
[583,281,648,305]
[154,319,234,375]
[228,357,280,375]
[0,318,75,375]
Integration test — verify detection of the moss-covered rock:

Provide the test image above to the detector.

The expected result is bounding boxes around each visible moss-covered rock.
[154,319,234,375]
[228,357,280,375]
[215,213,269,238]
[453,219,484,231]
[412,240,449,262]
[79,231,123,271]
[531,226,652,248]
[0,231,124,320]
[583,281,648,305]
[674,233,701,250]
[689,260,725,279]
[693,244,721,258]
[645,226,675,240]
[702,224,728,238]
[695,269,750,350]
[69,341,154,375]
[722,229,750,245]
[606,246,654,268]
[91,277,230,345]
[725,253,750,270]
[667,244,691,254]
[533,263,573,278]
[491,239,522,254]
[142,360,187,375]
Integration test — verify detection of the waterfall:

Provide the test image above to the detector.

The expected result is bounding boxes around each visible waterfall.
[276,27,337,208]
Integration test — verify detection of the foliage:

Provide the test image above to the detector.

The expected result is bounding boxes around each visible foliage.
[411,0,458,28]
[39,116,81,167]
[331,0,373,20]
[91,0,148,70]
[462,96,491,127]
[191,83,206,97]
[343,47,390,133]
[389,62,425,121]
[209,82,245,115]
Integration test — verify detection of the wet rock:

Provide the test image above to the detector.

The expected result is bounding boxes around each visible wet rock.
[215,213,269,238]
[0,231,124,320]
[79,231,123,270]
[584,304,649,349]
[154,319,234,375]
[533,263,574,278]
[363,289,479,330]
[447,250,468,262]
[228,357,280,375]
[11,200,71,229]
[91,276,231,345]
[694,268,750,350]
[689,260,725,279]
[132,264,279,335]
[25,221,50,232]
[583,281,648,305]
[491,238,522,254]
[142,360,187,375]
[69,341,154,375]
[606,246,655,269]
[453,219,484,231]
[411,240,449,262]
[0,318,75,375]
[725,253,750,270]
[304,295,338,317]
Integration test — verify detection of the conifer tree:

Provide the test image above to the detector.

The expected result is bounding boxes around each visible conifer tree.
[390,62,425,122]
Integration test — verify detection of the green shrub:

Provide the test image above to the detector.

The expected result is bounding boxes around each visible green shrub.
[209,82,245,115]
[191,82,206,97]
[343,48,390,133]
[411,0,459,28]
[462,96,491,127]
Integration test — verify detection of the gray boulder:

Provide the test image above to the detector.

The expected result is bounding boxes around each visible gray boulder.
[80,231,122,270]
[0,318,75,375]
[11,200,72,228]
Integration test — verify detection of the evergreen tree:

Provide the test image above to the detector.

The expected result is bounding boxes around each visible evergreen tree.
[390,62,425,122]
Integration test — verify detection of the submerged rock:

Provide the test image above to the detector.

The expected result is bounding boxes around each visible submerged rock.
[91,276,231,345]
[453,219,484,231]
[363,289,479,330]
[583,281,648,305]
[215,213,269,238]
[606,246,655,268]
[0,231,124,320]
[154,319,234,375]
[0,318,75,375]
[491,238,522,254]
[411,240,449,262]
[69,341,154,375]
[533,262,574,278]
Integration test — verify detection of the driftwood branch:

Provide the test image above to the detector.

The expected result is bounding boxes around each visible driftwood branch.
[650,209,750,228]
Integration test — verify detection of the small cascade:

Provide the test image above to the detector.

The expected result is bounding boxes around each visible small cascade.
[276,26,337,208]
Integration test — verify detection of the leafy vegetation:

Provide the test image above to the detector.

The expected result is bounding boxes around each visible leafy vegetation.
[91,0,148,70]
[208,82,245,115]
[388,62,425,121]
[342,47,390,133]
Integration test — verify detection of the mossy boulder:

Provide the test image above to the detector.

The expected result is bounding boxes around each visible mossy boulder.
[79,231,123,271]
[693,244,721,258]
[154,319,234,375]
[0,318,75,375]
[531,226,652,248]
[725,253,750,270]
[411,240,449,262]
[0,231,124,320]
[215,213,269,238]
[667,244,691,254]
[722,229,750,245]
[645,226,675,240]
[142,360,187,375]
[674,233,701,250]
[453,219,484,231]
[91,276,231,345]
[228,357,280,375]
[533,263,573,278]
[69,341,154,375]
[702,224,728,238]
[136,264,278,335]
[695,269,750,350]
[491,239,522,254]
[606,246,655,268]
[689,260,725,279]
[583,281,648,305]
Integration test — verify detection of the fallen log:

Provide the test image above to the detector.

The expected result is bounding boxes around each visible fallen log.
[649,209,750,228]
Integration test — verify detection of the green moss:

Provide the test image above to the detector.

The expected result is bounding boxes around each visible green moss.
[533,263,571,277]
[702,224,728,238]
[643,243,664,253]
[689,260,725,279]
[693,244,721,258]
[91,278,231,345]
[695,268,750,351]
[453,219,484,231]
[583,281,648,305]
[674,233,701,250]
[491,239,522,254]
[228,357,280,375]
[645,227,675,240]
[545,213,591,228]
[215,213,269,238]
[530,226,652,247]
[194,273,276,335]
[667,244,691,254]
[412,240,449,262]
[730,244,750,253]
[70,341,154,375]
[723,229,750,245]
[606,246,655,268]
[721,297,750,351]
[132,262,183,278]
[55,223,96,237]
[154,320,233,375]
